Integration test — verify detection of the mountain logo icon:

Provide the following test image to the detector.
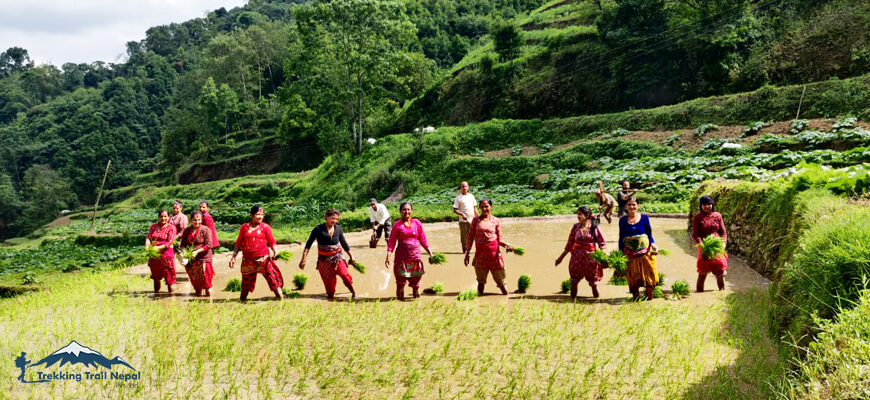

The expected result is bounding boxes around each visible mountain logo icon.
[15,341,136,384]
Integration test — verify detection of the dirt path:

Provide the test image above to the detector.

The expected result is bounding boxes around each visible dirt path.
[127,216,768,303]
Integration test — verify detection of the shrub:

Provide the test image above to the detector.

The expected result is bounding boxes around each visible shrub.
[292,273,309,290]
[517,275,532,293]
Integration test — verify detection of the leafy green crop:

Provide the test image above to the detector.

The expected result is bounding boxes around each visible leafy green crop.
[672,280,690,296]
[590,249,608,266]
[607,250,628,276]
[457,289,478,301]
[517,274,532,293]
[224,278,242,292]
[275,250,293,261]
[697,236,725,260]
[431,253,447,264]
[512,246,525,256]
[293,273,309,290]
[144,246,160,260]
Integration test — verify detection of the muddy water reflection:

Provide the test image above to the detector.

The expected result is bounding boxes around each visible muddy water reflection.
[135,216,769,303]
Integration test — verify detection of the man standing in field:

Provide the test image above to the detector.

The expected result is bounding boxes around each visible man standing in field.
[594,189,617,223]
[369,198,391,245]
[453,181,478,253]
[617,181,640,218]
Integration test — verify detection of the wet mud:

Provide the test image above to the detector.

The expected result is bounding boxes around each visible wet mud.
[127,216,769,303]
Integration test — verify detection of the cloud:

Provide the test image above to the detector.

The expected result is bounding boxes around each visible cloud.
[0,0,248,65]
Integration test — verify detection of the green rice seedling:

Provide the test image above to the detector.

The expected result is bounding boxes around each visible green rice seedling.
[456,289,478,301]
[607,250,628,276]
[517,274,532,293]
[672,280,690,296]
[656,273,665,286]
[171,238,180,248]
[430,253,447,264]
[590,249,608,266]
[224,278,242,292]
[144,246,160,259]
[351,261,366,274]
[281,288,301,299]
[560,280,571,294]
[656,248,671,256]
[653,286,665,299]
[180,247,196,263]
[292,273,309,290]
[275,250,293,261]
[609,276,627,286]
[431,282,444,293]
[697,235,725,260]
[512,246,526,256]
[22,272,39,285]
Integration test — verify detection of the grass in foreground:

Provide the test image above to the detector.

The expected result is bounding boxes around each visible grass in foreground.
[0,270,781,399]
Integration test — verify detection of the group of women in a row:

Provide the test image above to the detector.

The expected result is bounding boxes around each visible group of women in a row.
[145,195,728,301]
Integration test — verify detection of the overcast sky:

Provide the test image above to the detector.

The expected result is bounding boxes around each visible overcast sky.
[0,0,249,66]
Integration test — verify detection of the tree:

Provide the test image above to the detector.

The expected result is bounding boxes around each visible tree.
[491,19,521,62]
[20,165,77,229]
[0,47,33,77]
[199,77,240,143]
[295,0,417,155]
[279,94,316,140]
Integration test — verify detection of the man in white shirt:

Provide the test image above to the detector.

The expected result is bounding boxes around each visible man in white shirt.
[453,181,478,252]
[368,198,391,244]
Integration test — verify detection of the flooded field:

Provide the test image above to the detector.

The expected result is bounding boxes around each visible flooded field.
[130,216,768,303]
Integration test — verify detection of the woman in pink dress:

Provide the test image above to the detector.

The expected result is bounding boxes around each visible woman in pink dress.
[692,195,728,292]
[464,199,514,295]
[386,202,433,300]
[145,209,177,293]
[180,212,215,296]
[229,205,283,302]
[555,206,606,298]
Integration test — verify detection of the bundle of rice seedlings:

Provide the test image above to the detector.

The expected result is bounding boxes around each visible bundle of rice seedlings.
[511,247,526,256]
[224,278,242,292]
[653,286,665,299]
[351,261,366,274]
[560,280,571,294]
[609,276,628,286]
[275,250,293,261]
[292,273,309,290]
[517,274,532,293]
[457,289,478,301]
[281,288,301,299]
[607,250,628,276]
[144,246,160,260]
[672,280,690,296]
[424,282,445,294]
[430,253,447,264]
[656,248,671,256]
[697,235,726,260]
[180,247,196,263]
[590,249,608,267]
[656,273,665,286]
[171,238,180,248]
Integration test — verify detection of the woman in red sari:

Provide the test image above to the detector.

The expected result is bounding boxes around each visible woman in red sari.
[464,199,513,295]
[555,206,606,298]
[145,209,177,293]
[692,195,728,292]
[180,212,215,296]
[299,208,357,300]
[229,205,283,301]
[386,202,433,300]
[199,200,220,251]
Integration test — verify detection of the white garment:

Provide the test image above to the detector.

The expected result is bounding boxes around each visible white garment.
[453,193,477,222]
[368,203,391,224]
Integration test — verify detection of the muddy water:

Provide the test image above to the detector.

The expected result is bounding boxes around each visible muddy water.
[128,216,769,303]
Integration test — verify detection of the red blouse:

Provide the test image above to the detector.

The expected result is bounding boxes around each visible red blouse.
[148,223,177,246]
[235,222,276,259]
[692,211,727,244]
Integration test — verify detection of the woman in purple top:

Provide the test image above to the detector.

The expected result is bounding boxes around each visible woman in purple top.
[385,202,433,300]
[618,196,659,301]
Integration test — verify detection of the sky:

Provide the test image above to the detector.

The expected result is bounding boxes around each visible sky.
[0,0,249,66]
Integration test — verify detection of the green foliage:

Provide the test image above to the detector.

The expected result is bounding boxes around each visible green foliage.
[609,276,627,286]
[590,249,608,267]
[511,246,525,256]
[351,261,366,274]
[275,250,293,261]
[664,133,681,147]
[656,248,671,256]
[473,149,485,157]
[517,274,531,293]
[832,116,857,132]
[560,279,571,294]
[491,19,521,62]
[292,273,309,290]
[456,289,478,301]
[144,246,160,260]
[430,253,447,265]
[652,286,664,299]
[742,121,767,137]
[180,247,196,263]
[697,236,725,260]
[695,123,719,138]
[21,271,39,285]
[607,250,628,276]
[224,278,242,292]
[790,119,810,134]
[539,143,553,153]
[671,280,690,296]
[511,145,523,156]
[0,240,139,276]
[656,273,665,287]
[430,282,445,294]
[282,289,301,299]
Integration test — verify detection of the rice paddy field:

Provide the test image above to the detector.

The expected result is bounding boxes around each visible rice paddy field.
[0,217,781,399]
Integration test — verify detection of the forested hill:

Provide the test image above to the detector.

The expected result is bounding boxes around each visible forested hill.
[1,0,870,239]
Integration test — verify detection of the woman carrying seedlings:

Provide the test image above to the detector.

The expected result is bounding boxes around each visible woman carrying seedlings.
[618,196,659,301]
[180,212,214,296]
[229,205,283,301]
[145,210,178,293]
[199,200,220,251]
[692,195,728,292]
[386,202,433,300]
[555,206,606,298]
[464,198,513,296]
[299,208,357,300]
